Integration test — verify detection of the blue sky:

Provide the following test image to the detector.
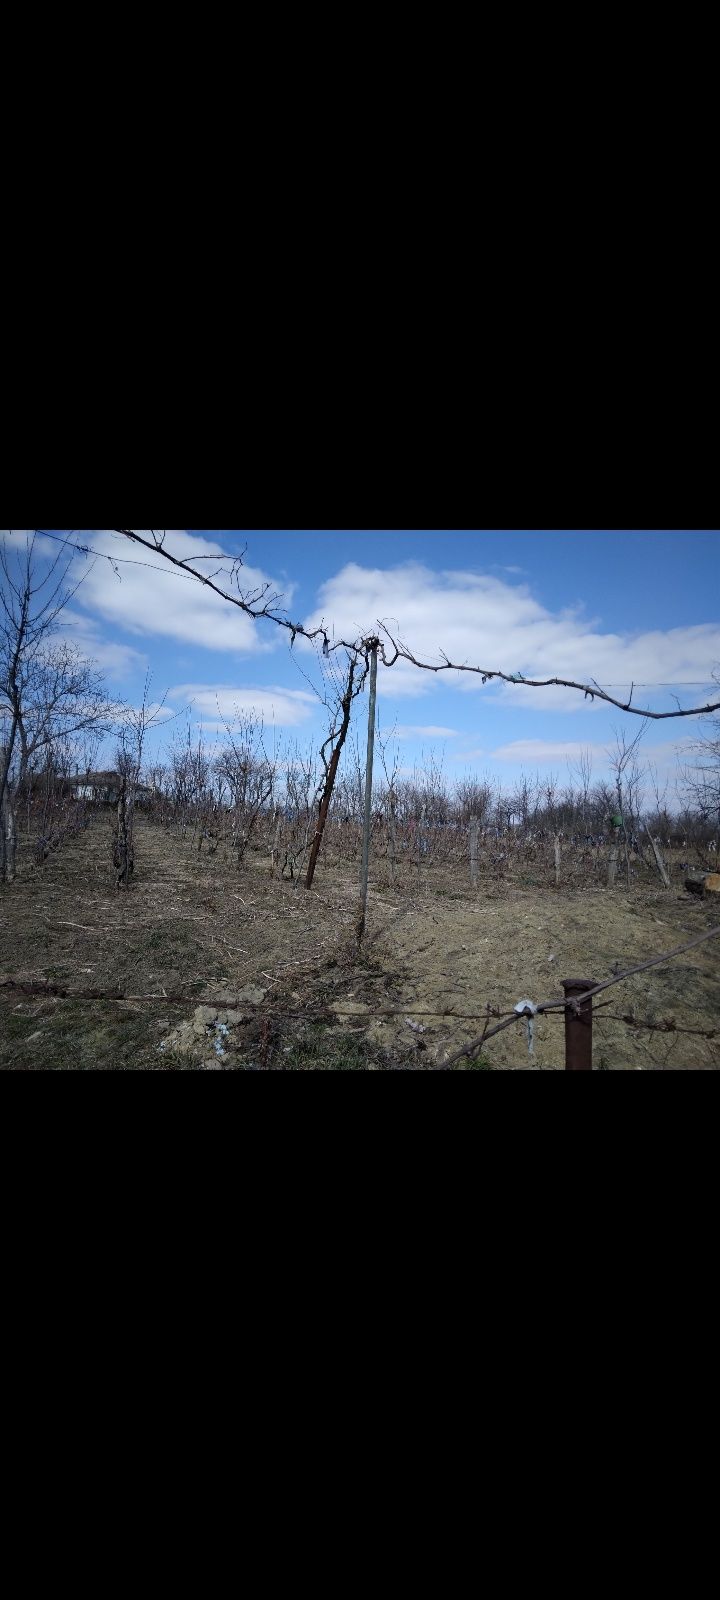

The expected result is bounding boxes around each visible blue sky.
[4,530,719,800]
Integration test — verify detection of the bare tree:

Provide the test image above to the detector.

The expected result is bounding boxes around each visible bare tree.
[304,646,369,890]
[682,675,720,846]
[376,715,401,885]
[275,743,318,881]
[568,748,594,832]
[214,710,276,867]
[1,533,112,882]
[607,721,648,889]
[114,675,169,888]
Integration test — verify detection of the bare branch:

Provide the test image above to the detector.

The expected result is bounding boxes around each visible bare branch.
[104,533,720,722]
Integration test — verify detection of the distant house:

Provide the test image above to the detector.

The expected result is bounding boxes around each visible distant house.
[69,771,153,805]
[68,770,122,803]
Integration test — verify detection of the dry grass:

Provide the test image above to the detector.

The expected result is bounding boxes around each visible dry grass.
[1,815,718,1069]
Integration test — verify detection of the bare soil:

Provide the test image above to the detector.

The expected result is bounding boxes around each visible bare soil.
[1,816,718,1069]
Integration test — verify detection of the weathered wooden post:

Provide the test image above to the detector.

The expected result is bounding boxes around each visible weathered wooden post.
[607,811,623,888]
[0,743,19,883]
[114,775,135,889]
[554,833,561,888]
[357,641,378,942]
[562,978,595,1070]
[644,822,671,889]
[270,808,282,877]
[1,773,16,882]
[470,818,479,887]
[5,790,16,882]
[387,786,397,887]
[417,801,427,876]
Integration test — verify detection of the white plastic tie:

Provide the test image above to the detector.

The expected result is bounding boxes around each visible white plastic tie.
[514,999,538,1056]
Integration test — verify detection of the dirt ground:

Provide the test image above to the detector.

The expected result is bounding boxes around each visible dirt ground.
[1,816,718,1069]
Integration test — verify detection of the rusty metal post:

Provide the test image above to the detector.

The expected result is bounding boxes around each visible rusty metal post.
[562,978,595,1070]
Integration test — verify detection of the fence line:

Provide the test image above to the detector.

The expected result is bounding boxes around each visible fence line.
[0,974,522,1022]
[2,920,719,1069]
[595,1012,718,1040]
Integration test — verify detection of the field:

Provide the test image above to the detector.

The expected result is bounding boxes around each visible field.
[1,815,718,1069]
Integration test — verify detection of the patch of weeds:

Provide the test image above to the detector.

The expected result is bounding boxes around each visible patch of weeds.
[277,1022,388,1071]
[1,1012,40,1048]
[44,967,67,984]
[155,1046,199,1071]
[1,999,159,1070]
[138,926,196,967]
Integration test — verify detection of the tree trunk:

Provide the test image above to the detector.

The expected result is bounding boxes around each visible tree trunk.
[305,659,357,890]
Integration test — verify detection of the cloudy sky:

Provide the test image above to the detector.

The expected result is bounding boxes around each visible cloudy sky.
[4,529,719,796]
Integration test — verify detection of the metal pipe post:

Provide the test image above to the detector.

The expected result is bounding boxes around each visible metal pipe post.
[358,642,378,939]
[562,978,595,1070]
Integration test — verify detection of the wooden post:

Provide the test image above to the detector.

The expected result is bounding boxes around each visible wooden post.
[470,818,479,887]
[270,811,282,877]
[357,643,378,941]
[388,788,397,887]
[417,801,427,875]
[0,749,7,882]
[554,833,561,888]
[1,777,16,882]
[5,791,17,882]
[0,719,19,819]
[644,822,671,889]
[622,821,631,889]
[607,846,618,887]
[615,786,631,889]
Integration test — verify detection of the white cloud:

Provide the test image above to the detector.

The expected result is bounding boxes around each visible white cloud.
[489,738,696,779]
[394,725,459,739]
[303,561,720,712]
[70,531,294,655]
[168,683,317,729]
[491,739,610,765]
[55,610,149,679]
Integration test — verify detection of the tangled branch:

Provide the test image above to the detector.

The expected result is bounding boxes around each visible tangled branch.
[378,628,720,721]
[108,533,720,722]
